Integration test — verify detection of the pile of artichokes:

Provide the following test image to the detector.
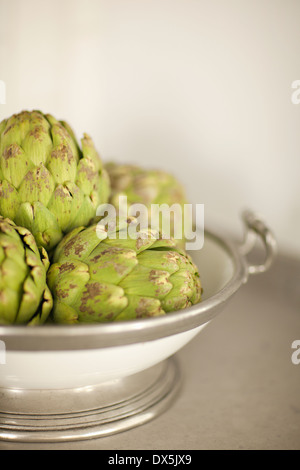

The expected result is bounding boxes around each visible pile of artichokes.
[0,111,201,325]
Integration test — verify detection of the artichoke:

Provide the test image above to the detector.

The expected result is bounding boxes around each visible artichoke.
[0,217,53,325]
[0,111,110,251]
[106,163,187,207]
[105,163,189,249]
[47,220,201,323]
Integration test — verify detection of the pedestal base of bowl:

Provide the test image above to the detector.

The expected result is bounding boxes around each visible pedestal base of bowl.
[0,357,180,443]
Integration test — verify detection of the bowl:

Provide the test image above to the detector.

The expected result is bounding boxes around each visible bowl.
[0,210,276,443]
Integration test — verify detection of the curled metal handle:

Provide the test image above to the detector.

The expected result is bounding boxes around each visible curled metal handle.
[240,210,277,275]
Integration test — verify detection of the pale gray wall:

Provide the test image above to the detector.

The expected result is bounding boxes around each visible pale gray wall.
[0,0,299,256]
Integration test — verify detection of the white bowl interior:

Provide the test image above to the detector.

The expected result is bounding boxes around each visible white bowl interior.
[190,233,235,300]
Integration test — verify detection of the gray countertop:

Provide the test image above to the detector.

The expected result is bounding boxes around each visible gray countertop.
[1,253,300,450]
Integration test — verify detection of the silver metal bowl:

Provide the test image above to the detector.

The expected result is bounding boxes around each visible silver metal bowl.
[0,210,276,443]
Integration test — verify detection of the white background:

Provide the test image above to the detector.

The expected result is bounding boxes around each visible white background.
[0,0,299,256]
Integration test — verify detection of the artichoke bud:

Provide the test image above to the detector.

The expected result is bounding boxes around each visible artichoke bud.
[48,220,201,324]
[0,110,110,251]
[0,216,53,325]
[105,163,190,250]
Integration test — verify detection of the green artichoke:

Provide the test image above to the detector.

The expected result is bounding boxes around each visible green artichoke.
[0,217,53,325]
[0,111,110,251]
[105,163,189,249]
[106,163,187,206]
[47,220,201,324]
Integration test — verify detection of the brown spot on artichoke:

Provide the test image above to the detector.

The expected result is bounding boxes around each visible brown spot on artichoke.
[59,262,76,274]
[3,144,22,161]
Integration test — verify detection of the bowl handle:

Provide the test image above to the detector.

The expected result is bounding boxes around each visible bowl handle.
[240,210,277,275]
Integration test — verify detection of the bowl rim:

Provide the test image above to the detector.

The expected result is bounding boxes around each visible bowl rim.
[0,228,249,352]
